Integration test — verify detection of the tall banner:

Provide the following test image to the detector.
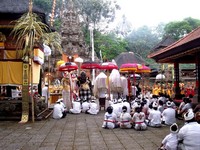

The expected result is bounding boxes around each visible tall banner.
[19,63,29,123]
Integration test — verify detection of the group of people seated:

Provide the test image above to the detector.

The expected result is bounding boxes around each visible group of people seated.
[101,94,178,130]
[52,97,99,119]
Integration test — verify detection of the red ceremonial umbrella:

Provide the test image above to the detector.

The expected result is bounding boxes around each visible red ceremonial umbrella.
[58,62,78,72]
[136,64,151,73]
[119,63,138,72]
[100,62,118,70]
[81,61,101,69]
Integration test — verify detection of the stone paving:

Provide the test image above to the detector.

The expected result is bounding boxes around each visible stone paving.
[0,111,184,150]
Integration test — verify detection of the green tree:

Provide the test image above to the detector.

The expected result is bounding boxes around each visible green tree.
[164,17,200,40]
[125,25,160,63]
[94,31,127,61]
[74,0,120,30]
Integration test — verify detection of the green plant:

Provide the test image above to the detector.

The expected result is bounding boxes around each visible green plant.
[0,32,6,42]
[11,12,48,61]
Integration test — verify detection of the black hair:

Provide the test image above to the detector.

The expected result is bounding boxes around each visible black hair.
[107,106,113,114]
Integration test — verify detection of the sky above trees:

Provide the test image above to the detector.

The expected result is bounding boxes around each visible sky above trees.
[112,0,200,29]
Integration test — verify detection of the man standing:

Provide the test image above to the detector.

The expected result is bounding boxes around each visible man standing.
[42,83,49,104]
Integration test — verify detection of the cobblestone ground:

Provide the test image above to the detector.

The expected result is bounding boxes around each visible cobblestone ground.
[0,111,184,150]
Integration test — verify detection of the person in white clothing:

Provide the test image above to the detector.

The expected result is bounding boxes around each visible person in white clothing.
[102,106,118,129]
[131,84,138,98]
[122,98,131,114]
[119,106,132,129]
[178,109,200,150]
[159,123,179,150]
[42,83,49,104]
[53,99,67,119]
[120,74,128,98]
[162,101,176,125]
[148,102,162,127]
[86,100,99,115]
[81,99,90,113]
[132,105,147,130]
[69,99,81,114]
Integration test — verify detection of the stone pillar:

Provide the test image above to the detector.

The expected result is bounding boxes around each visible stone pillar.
[174,62,180,98]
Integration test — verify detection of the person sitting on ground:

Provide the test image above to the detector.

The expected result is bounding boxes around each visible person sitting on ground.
[177,97,187,119]
[69,98,81,114]
[178,108,200,150]
[53,99,67,119]
[158,100,164,113]
[148,101,162,127]
[81,98,90,113]
[119,106,132,129]
[102,106,118,129]
[179,97,192,116]
[162,101,176,125]
[86,100,99,115]
[158,123,179,150]
[132,104,147,130]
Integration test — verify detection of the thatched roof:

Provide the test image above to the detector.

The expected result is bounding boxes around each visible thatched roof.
[152,36,176,52]
[0,0,45,14]
[0,0,47,24]
[114,52,146,68]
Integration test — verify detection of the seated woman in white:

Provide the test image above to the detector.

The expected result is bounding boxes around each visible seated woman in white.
[102,106,118,129]
[132,105,147,130]
[86,100,99,115]
[69,99,81,114]
[119,106,132,129]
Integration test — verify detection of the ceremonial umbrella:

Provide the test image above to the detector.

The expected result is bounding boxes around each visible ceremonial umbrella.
[100,62,118,70]
[59,62,78,72]
[120,63,138,72]
[136,64,151,73]
[81,61,101,69]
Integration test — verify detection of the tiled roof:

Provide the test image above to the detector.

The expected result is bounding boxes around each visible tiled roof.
[148,26,200,58]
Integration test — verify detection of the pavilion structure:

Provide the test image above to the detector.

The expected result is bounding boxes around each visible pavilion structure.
[148,27,200,103]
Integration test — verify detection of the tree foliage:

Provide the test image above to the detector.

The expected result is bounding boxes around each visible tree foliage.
[125,26,160,62]
[94,31,127,61]
[74,0,120,30]
[163,17,200,40]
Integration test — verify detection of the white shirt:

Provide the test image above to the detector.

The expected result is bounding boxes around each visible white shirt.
[42,86,48,103]
[131,86,138,96]
[98,88,107,98]
[87,102,99,115]
[70,101,81,114]
[102,112,117,129]
[81,101,90,112]
[162,133,178,150]
[162,108,176,125]
[119,112,132,128]
[148,109,161,126]
[133,112,146,123]
[178,122,200,150]
[53,103,64,119]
